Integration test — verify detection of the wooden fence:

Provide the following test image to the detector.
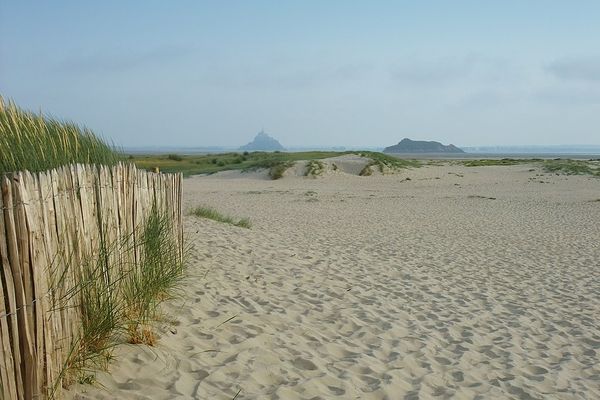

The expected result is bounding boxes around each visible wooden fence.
[0,163,182,399]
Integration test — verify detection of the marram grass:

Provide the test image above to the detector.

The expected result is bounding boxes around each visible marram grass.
[191,206,252,228]
[0,95,120,175]
[59,206,185,388]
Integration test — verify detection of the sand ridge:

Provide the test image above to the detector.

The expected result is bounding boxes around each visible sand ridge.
[68,163,600,399]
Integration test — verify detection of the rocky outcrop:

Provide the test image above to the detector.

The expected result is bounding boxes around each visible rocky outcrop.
[384,138,464,153]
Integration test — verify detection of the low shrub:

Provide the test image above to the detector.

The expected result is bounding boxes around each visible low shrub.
[167,154,183,161]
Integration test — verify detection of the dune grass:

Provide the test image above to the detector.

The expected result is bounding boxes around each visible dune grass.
[123,207,185,345]
[459,158,600,177]
[305,160,325,177]
[131,150,421,179]
[357,151,420,176]
[131,151,344,177]
[0,95,120,175]
[359,151,421,170]
[543,159,600,176]
[62,240,124,387]
[359,164,373,176]
[59,206,185,388]
[191,206,252,228]
[268,161,294,179]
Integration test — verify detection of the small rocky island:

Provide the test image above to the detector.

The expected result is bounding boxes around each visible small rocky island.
[240,131,285,151]
[384,138,464,153]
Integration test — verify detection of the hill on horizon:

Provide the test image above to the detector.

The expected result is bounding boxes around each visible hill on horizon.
[240,131,285,151]
[384,138,464,154]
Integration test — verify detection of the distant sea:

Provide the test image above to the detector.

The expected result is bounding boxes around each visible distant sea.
[448,145,600,160]
[357,144,600,160]
[387,152,600,160]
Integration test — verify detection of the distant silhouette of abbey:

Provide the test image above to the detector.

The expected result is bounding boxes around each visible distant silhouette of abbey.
[240,130,285,151]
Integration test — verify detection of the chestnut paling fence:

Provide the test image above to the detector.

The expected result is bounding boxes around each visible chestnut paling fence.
[0,163,182,399]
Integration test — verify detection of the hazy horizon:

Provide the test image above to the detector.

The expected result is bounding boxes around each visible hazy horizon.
[2,1,600,148]
[122,138,600,155]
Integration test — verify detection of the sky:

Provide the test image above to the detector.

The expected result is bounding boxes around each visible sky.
[1,1,600,148]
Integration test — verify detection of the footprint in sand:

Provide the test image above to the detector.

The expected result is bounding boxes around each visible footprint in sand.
[327,385,345,396]
[292,357,318,371]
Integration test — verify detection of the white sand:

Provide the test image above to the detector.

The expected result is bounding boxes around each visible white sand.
[68,161,600,399]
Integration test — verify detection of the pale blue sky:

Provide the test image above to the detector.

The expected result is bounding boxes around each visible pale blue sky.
[1,1,599,148]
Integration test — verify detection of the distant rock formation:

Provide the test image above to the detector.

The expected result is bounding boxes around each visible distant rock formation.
[240,131,285,151]
[384,138,464,153]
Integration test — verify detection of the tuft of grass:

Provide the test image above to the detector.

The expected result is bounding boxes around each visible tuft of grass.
[235,217,252,229]
[123,206,185,344]
[268,161,294,180]
[359,164,373,176]
[191,206,252,228]
[0,95,121,175]
[60,240,125,387]
[58,205,185,389]
[305,160,325,177]
[467,195,497,200]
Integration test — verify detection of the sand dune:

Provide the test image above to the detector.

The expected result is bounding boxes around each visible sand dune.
[67,163,600,399]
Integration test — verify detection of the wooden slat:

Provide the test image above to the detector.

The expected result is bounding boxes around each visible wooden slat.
[45,168,68,396]
[20,171,48,397]
[61,167,82,363]
[0,272,17,400]
[14,172,40,399]
[50,167,77,385]
[0,179,19,400]
[2,175,35,400]
[37,170,61,398]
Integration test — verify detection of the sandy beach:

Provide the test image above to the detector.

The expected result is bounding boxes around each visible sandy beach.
[68,159,600,399]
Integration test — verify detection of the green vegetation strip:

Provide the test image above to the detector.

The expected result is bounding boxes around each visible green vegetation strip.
[461,158,542,167]
[542,159,600,176]
[131,151,344,178]
[191,206,251,228]
[132,150,420,179]
[460,158,600,177]
[0,95,120,175]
